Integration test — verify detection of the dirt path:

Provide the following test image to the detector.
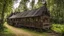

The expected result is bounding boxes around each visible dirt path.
[5,24,32,36]
[4,23,60,36]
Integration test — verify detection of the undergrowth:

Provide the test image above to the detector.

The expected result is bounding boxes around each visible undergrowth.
[52,24,64,36]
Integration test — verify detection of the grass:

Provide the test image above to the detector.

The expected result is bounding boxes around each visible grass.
[0,27,15,36]
[16,27,52,36]
[5,22,49,36]
[21,29,46,36]
[17,24,64,36]
[2,22,64,36]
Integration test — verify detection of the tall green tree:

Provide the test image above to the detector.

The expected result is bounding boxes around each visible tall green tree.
[47,0,64,23]
[16,0,29,12]
[30,0,35,9]
[0,0,13,31]
[34,0,43,9]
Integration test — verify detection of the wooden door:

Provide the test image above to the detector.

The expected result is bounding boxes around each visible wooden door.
[42,16,50,29]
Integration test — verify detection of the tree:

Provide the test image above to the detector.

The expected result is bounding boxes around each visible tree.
[47,0,64,23]
[0,0,13,31]
[30,0,35,9]
[15,0,29,12]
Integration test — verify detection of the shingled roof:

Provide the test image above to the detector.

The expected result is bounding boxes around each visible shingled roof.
[9,6,50,19]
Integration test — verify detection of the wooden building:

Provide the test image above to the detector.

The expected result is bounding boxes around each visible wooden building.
[7,5,51,30]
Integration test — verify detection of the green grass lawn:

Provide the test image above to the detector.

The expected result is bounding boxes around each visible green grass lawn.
[0,28,15,36]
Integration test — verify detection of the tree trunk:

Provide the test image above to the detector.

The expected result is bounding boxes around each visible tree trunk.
[0,0,6,31]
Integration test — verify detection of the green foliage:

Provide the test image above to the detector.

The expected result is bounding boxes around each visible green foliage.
[30,0,35,9]
[15,0,29,12]
[0,0,13,31]
[0,28,15,36]
[4,0,13,18]
[15,0,44,12]
[0,0,13,21]
[52,24,64,33]
[47,0,64,24]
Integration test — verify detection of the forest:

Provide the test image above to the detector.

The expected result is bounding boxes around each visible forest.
[0,0,64,36]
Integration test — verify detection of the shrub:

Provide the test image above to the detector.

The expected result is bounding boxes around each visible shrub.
[51,24,64,35]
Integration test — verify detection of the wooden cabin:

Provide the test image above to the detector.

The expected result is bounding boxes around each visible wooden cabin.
[8,5,50,30]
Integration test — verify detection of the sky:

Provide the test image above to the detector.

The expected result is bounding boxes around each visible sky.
[13,0,38,9]
[27,0,38,9]
[13,0,21,9]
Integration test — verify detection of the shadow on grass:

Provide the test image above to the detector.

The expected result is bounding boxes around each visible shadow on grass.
[0,32,15,36]
[0,27,15,36]
[11,25,61,36]
[15,26,50,34]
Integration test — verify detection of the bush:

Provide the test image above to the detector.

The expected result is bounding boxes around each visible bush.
[52,24,64,35]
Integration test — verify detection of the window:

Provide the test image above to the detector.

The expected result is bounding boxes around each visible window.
[30,18,33,22]
[11,19,12,21]
[36,18,38,21]
[43,17,48,23]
